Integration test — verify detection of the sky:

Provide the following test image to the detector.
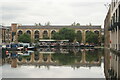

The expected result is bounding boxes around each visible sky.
[0,0,111,28]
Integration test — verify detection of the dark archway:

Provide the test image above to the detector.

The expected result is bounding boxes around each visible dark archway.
[18,30,23,37]
[94,31,99,35]
[34,30,39,40]
[51,30,56,38]
[43,30,48,39]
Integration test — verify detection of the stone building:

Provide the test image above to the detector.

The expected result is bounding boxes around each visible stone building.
[104,7,111,48]
[11,23,101,43]
[108,0,120,51]
[0,25,2,44]
[2,26,11,43]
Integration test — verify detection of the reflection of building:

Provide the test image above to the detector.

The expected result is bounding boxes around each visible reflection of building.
[104,49,110,78]
[104,49,120,79]
[9,49,101,68]
[109,1,120,51]
[105,1,120,51]
[11,23,101,43]
[104,8,111,48]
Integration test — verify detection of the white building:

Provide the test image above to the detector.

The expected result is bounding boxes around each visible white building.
[109,0,120,51]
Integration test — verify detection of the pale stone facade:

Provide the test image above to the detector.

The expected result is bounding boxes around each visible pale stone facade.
[104,7,111,48]
[11,24,101,43]
[109,0,120,51]
[0,27,2,44]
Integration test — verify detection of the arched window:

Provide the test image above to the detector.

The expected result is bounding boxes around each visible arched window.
[34,30,39,40]
[18,30,23,37]
[43,30,48,39]
[77,30,82,34]
[86,30,90,34]
[26,30,31,35]
[94,31,99,35]
[51,30,56,37]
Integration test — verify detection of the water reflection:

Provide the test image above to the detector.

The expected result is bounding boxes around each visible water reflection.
[104,49,120,79]
[3,48,102,68]
[2,48,105,78]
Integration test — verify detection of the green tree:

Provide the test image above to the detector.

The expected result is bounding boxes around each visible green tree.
[52,32,64,40]
[18,33,31,43]
[52,28,76,42]
[59,28,76,42]
[76,23,80,26]
[86,31,99,44]
[76,31,82,43]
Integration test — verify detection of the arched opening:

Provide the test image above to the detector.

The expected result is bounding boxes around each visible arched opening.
[86,30,90,34]
[43,30,49,39]
[26,30,31,35]
[77,30,82,33]
[18,30,23,37]
[94,31,99,35]
[51,30,56,38]
[34,30,39,40]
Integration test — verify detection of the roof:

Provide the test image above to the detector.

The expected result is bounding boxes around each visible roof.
[18,25,101,29]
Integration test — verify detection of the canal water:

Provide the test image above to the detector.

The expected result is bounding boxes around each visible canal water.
[1,48,120,78]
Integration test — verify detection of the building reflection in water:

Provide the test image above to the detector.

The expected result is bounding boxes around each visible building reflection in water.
[6,48,103,70]
[104,49,120,79]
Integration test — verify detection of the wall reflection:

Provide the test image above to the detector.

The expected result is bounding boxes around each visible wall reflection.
[3,48,103,69]
[104,49,120,79]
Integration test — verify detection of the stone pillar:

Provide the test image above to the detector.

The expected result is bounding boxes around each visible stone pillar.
[40,30,43,39]
[31,30,34,42]
[38,53,43,63]
[82,30,85,44]
[80,50,86,64]
[47,54,52,63]
[11,58,17,68]
[30,53,35,63]
[49,30,51,39]
[22,58,26,63]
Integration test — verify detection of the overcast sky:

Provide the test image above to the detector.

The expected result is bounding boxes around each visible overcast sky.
[0,0,111,28]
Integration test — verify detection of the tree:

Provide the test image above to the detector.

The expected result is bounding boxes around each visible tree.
[52,32,64,40]
[18,33,31,43]
[86,31,99,44]
[71,22,80,26]
[45,21,50,26]
[76,23,80,26]
[52,28,76,42]
[38,23,41,26]
[71,22,76,26]
[76,31,82,43]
